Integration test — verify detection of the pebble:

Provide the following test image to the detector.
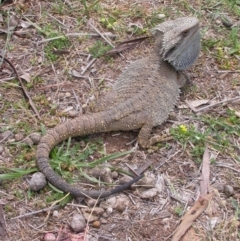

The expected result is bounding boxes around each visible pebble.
[82,207,104,222]
[106,207,113,214]
[135,176,155,186]
[116,204,126,213]
[101,167,113,183]
[44,233,56,241]
[29,172,47,191]
[99,217,108,224]
[86,198,99,207]
[70,213,86,232]
[139,187,158,199]
[221,15,233,28]
[68,110,78,118]
[52,210,60,218]
[14,133,24,141]
[106,194,130,211]
[65,92,71,97]
[224,185,234,197]
[118,175,132,185]
[29,132,41,144]
[157,14,166,19]
[1,130,14,141]
[111,171,118,179]
[23,137,33,146]
[92,220,101,228]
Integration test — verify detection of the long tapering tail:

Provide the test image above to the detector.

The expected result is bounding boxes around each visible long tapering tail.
[36,111,143,198]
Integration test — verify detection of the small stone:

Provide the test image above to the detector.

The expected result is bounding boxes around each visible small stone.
[135,176,155,186]
[65,92,71,97]
[116,204,126,213]
[14,133,24,141]
[224,185,234,197]
[29,133,41,144]
[157,14,166,19]
[106,207,113,214]
[111,171,118,179]
[89,167,113,183]
[24,137,33,146]
[90,68,97,75]
[58,93,65,98]
[68,110,78,118]
[86,198,99,207]
[221,15,233,28]
[214,183,224,192]
[6,195,15,201]
[70,213,86,232]
[1,130,14,141]
[101,168,112,183]
[82,207,104,222]
[79,141,86,147]
[29,172,47,191]
[102,212,109,218]
[106,194,130,211]
[52,210,60,218]
[99,217,108,224]
[139,188,158,199]
[92,220,101,228]
[118,175,132,185]
[44,233,56,241]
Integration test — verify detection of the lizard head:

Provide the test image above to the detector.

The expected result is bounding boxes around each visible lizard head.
[151,17,201,70]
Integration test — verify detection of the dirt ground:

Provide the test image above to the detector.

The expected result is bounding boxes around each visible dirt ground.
[0,0,240,241]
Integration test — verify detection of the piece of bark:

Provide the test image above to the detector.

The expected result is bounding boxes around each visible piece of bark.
[171,192,214,241]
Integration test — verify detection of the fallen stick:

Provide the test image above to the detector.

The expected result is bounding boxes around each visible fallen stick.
[0,54,41,119]
[171,192,214,241]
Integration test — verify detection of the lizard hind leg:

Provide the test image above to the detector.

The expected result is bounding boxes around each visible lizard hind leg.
[137,123,154,148]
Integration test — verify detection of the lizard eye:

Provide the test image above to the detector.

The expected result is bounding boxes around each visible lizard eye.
[182,30,189,36]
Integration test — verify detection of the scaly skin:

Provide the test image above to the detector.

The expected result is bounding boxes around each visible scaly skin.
[36,17,201,198]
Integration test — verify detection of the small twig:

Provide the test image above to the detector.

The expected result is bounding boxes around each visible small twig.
[0,130,14,143]
[35,82,75,90]
[215,162,240,173]
[0,77,17,82]
[72,89,81,112]
[81,58,97,75]
[0,55,41,119]
[11,205,60,220]
[88,21,114,47]
[194,96,240,113]
[216,69,240,73]
[66,203,88,208]
[22,16,46,36]
[44,193,70,222]
[156,149,182,169]
[37,32,117,44]
[46,13,67,27]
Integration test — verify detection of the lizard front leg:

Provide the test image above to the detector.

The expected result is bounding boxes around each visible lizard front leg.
[138,123,173,148]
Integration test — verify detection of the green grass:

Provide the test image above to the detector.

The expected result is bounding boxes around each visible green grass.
[43,34,71,62]
[49,137,134,185]
[0,137,135,198]
[0,168,36,180]
[170,110,240,163]
[88,40,112,58]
